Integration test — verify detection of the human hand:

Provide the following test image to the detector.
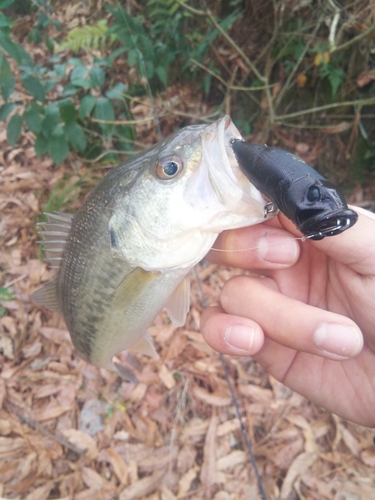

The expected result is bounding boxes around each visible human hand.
[200,207,375,427]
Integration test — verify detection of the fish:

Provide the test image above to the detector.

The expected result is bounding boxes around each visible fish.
[230,141,358,240]
[32,116,270,380]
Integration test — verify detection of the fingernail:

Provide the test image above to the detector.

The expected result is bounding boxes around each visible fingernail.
[257,235,299,264]
[314,323,362,358]
[224,325,255,352]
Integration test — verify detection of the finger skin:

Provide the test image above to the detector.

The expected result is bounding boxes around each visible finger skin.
[220,276,363,359]
[208,223,300,269]
[279,207,375,275]
[200,306,265,356]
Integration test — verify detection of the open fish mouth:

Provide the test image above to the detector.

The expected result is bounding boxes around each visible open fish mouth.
[200,116,266,211]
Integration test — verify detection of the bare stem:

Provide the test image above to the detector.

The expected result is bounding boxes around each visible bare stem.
[275,98,375,121]
[330,23,375,55]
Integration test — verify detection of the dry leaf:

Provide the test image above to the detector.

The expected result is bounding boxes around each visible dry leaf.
[119,470,165,500]
[61,429,98,459]
[200,412,217,489]
[81,467,105,490]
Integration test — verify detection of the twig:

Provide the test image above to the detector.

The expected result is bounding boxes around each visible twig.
[6,403,87,456]
[190,58,275,92]
[275,98,375,121]
[193,268,267,500]
[91,116,161,126]
[330,23,375,55]
[176,0,274,121]
[4,274,28,288]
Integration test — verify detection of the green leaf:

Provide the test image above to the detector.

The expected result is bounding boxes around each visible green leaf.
[46,37,54,53]
[7,113,22,145]
[41,103,59,137]
[89,66,105,87]
[24,107,43,134]
[70,65,88,81]
[29,29,42,43]
[0,0,15,8]
[68,57,84,66]
[35,133,49,156]
[106,82,126,99]
[62,83,78,96]
[79,94,97,118]
[0,13,12,28]
[65,122,87,152]
[0,33,32,66]
[155,65,167,87]
[51,63,66,79]
[59,98,76,123]
[48,128,69,165]
[21,74,46,103]
[94,97,114,137]
[0,103,16,121]
[0,53,14,101]
[94,97,115,122]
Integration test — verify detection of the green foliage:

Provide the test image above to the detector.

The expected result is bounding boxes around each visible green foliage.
[319,61,346,97]
[56,20,114,54]
[0,0,372,180]
[0,287,14,317]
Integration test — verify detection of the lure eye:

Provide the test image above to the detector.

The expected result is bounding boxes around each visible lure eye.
[156,156,183,179]
[306,185,321,203]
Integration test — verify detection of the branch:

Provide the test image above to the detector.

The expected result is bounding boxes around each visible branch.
[330,23,375,55]
[275,98,375,121]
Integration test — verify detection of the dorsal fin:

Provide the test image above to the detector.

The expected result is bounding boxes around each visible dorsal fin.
[37,212,72,269]
[31,278,61,314]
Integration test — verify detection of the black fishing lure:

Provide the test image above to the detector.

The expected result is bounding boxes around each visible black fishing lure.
[231,140,358,240]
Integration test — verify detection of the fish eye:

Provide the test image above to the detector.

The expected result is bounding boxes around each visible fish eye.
[306,185,321,203]
[156,155,183,179]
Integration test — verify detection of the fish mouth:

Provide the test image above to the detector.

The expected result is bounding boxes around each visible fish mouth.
[298,208,358,240]
[201,116,266,210]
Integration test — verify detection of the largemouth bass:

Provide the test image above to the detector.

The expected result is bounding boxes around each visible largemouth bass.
[231,141,358,240]
[32,116,269,380]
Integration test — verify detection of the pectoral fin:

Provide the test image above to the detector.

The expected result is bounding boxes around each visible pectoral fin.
[112,267,159,310]
[164,277,190,327]
[31,278,61,314]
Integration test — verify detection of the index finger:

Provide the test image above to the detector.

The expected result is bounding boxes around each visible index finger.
[279,207,375,275]
[207,220,300,270]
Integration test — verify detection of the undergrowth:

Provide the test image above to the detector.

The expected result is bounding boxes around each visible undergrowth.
[0,0,374,182]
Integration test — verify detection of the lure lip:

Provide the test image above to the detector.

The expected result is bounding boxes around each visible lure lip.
[299,208,358,240]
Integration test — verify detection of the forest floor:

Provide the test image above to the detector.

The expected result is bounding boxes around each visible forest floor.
[1,1,375,499]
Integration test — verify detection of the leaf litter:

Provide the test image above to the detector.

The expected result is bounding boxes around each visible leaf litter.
[1,5,375,499]
[1,113,375,500]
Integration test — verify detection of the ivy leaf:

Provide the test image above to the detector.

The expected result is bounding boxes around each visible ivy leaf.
[7,113,22,145]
